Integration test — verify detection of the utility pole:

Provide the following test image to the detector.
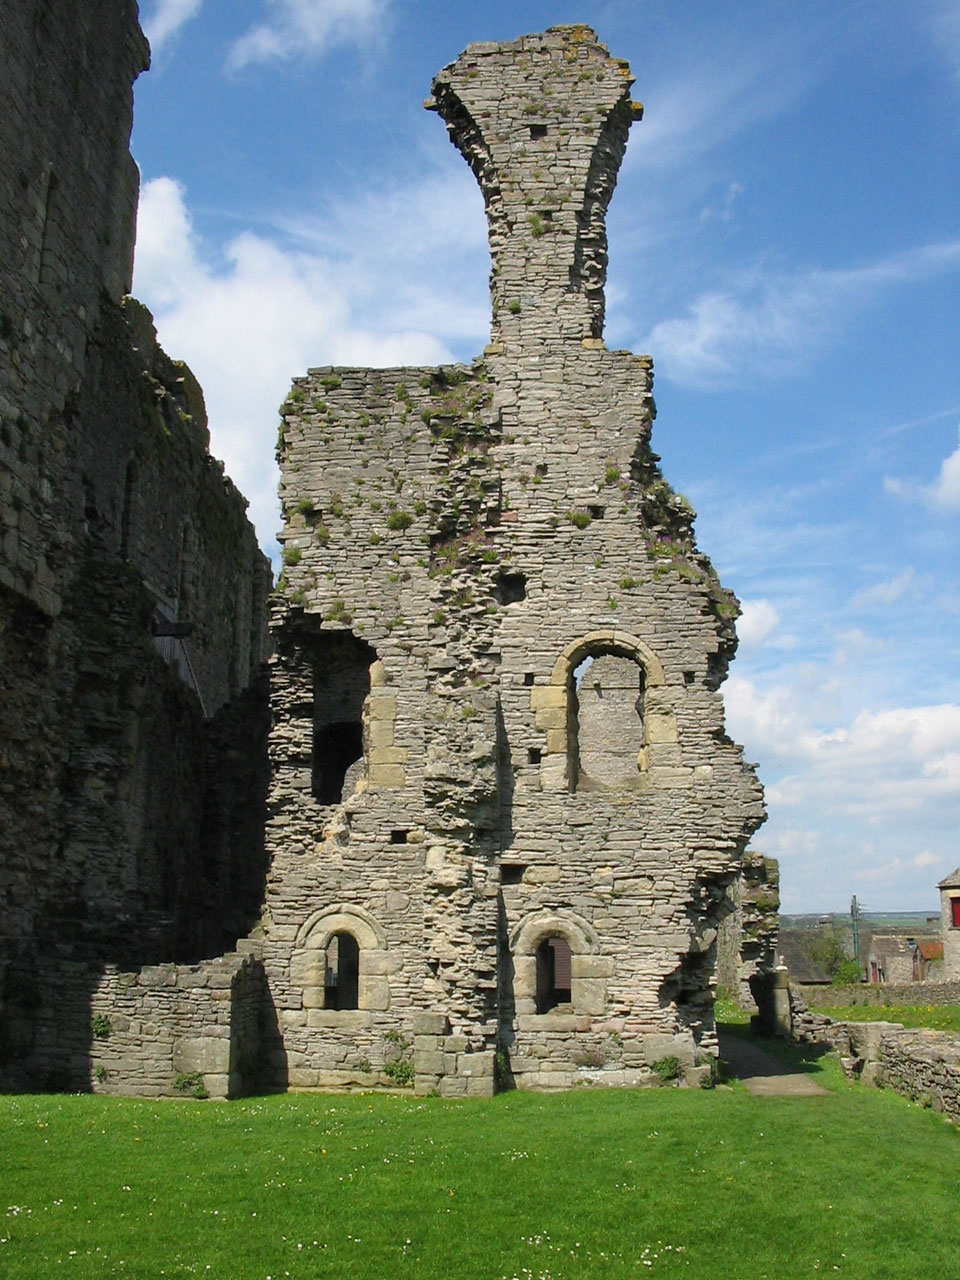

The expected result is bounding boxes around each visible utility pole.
[850,894,861,972]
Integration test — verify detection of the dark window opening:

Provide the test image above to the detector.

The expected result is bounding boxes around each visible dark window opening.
[536,936,572,1013]
[325,931,359,1010]
[529,123,548,140]
[501,863,526,885]
[952,898,960,929]
[587,504,605,520]
[524,672,535,686]
[683,670,695,685]
[310,632,375,805]
[497,572,527,605]
[528,747,542,765]
[313,721,363,804]
[390,829,409,845]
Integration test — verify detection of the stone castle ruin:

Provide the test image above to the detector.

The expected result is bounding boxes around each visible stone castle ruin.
[1,9,766,1097]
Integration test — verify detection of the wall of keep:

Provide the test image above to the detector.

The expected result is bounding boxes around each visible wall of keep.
[0,1,272,1094]
[267,27,764,1096]
[0,0,145,615]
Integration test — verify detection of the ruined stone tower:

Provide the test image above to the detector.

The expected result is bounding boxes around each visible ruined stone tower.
[265,26,765,1095]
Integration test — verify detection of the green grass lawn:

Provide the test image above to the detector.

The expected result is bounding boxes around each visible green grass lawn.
[807,1001,960,1035]
[2,1071,957,1280]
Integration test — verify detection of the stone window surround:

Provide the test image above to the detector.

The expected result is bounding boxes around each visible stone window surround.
[291,904,391,1014]
[530,628,678,792]
[509,909,612,1018]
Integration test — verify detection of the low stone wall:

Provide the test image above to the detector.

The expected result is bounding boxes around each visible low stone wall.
[89,947,265,1099]
[878,1027,960,1120]
[790,986,960,1125]
[804,980,960,1009]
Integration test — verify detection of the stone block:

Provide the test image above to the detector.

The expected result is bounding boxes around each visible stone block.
[415,1050,445,1074]
[368,763,406,788]
[413,1012,448,1035]
[358,974,390,1011]
[530,686,566,711]
[173,1036,230,1076]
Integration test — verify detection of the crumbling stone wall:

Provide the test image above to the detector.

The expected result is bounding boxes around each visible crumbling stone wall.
[716,852,780,1009]
[0,0,271,1092]
[266,26,764,1096]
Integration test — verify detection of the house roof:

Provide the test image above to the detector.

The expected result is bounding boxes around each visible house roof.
[938,866,960,889]
[917,939,944,962]
[777,930,834,984]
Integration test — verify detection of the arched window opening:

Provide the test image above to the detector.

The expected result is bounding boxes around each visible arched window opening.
[570,650,644,791]
[325,931,360,1010]
[312,635,372,804]
[535,935,572,1013]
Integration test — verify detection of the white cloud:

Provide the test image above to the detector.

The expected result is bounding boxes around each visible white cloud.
[141,0,203,55]
[727,672,960,815]
[228,0,387,70]
[699,182,744,225]
[644,240,960,387]
[736,598,779,648]
[133,175,482,554]
[850,568,916,609]
[884,424,960,512]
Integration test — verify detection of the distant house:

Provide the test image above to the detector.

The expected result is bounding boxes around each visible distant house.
[866,934,942,984]
[939,868,960,981]
[777,930,835,986]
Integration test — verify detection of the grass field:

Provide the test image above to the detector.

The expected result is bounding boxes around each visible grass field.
[806,1001,960,1035]
[2,1059,958,1280]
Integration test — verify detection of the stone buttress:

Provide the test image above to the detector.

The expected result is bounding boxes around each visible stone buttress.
[266,26,764,1095]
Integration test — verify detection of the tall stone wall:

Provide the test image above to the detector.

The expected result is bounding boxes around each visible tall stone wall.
[0,1,271,1091]
[266,27,764,1096]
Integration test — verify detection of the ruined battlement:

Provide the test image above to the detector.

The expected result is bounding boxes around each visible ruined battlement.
[428,25,642,347]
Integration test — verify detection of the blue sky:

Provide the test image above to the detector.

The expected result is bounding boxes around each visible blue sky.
[130,0,960,912]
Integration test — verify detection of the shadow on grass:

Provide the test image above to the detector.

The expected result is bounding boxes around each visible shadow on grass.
[717,1020,834,1080]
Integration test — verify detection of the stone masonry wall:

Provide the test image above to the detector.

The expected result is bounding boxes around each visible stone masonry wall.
[266,27,764,1096]
[0,1,271,1093]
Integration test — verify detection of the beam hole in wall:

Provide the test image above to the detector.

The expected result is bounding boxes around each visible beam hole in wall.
[497,572,527,605]
[528,747,542,765]
[683,670,695,685]
[390,829,409,845]
[587,504,604,520]
[529,123,548,140]
[501,863,526,885]
[535,936,572,1012]
[325,931,359,1010]
[524,672,535,686]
